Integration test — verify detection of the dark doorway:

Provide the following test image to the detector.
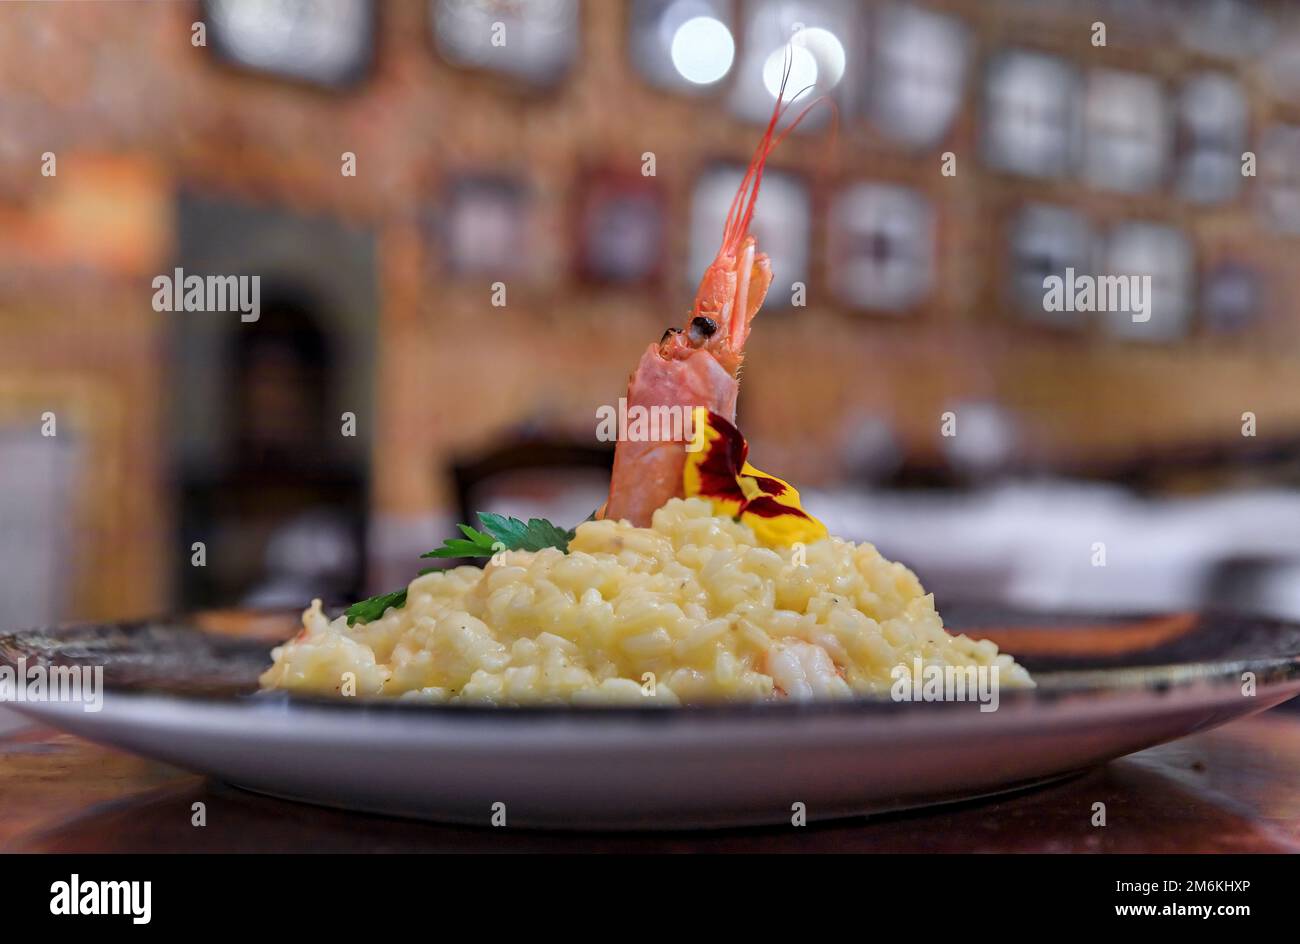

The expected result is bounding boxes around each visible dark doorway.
[170,193,377,610]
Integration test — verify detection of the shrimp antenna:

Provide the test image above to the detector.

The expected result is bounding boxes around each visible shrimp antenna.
[720,44,832,254]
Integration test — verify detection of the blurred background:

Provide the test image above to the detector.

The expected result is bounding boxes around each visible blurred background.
[3,0,1300,629]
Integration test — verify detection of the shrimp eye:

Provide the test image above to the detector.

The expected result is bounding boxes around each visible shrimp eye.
[689,316,718,343]
[661,326,684,343]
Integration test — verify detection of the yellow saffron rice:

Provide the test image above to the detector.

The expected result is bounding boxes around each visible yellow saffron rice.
[260,498,1032,705]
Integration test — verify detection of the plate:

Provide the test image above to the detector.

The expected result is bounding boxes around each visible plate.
[3,605,1298,829]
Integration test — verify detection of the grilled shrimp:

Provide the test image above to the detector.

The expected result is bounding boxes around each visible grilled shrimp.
[603,64,817,527]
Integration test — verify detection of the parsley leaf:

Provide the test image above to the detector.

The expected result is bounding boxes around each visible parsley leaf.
[344,589,408,627]
[345,514,579,626]
[422,513,575,559]
[477,513,575,552]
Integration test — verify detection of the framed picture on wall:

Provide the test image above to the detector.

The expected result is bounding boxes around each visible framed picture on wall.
[1201,261,1263,336]
[431,0,579,87]
[984,49,1078,178]
[440,174,534,278]
[1008,203,1094,329]
[1177,72,1247,204]
[1258,124,1300,235]
[826,181,934,313]
[1081,69,1171,194]
[868,4,968,149]
[1100,222,1195,343]
[574,171,665,286]
[203,0,376,88]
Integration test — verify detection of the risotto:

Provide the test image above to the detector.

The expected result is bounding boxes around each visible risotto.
[260,498,1032,705]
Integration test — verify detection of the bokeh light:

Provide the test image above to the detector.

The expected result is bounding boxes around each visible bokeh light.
[762,43,818,98]
[669,15,734,85]
[762,27,845,99]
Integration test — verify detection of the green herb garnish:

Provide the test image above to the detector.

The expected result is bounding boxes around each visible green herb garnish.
[344,588,408,627]
[343,513,578,626]
[422,513,576,560]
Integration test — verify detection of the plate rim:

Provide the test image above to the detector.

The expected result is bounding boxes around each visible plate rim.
[3,606,1299,722]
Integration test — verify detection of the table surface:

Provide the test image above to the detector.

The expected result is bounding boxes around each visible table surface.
[2,706,1299,852]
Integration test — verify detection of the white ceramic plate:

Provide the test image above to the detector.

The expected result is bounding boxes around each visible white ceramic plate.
[4,606,1299,829]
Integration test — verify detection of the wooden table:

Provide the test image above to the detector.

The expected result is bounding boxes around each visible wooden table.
[2,707,1298,852]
